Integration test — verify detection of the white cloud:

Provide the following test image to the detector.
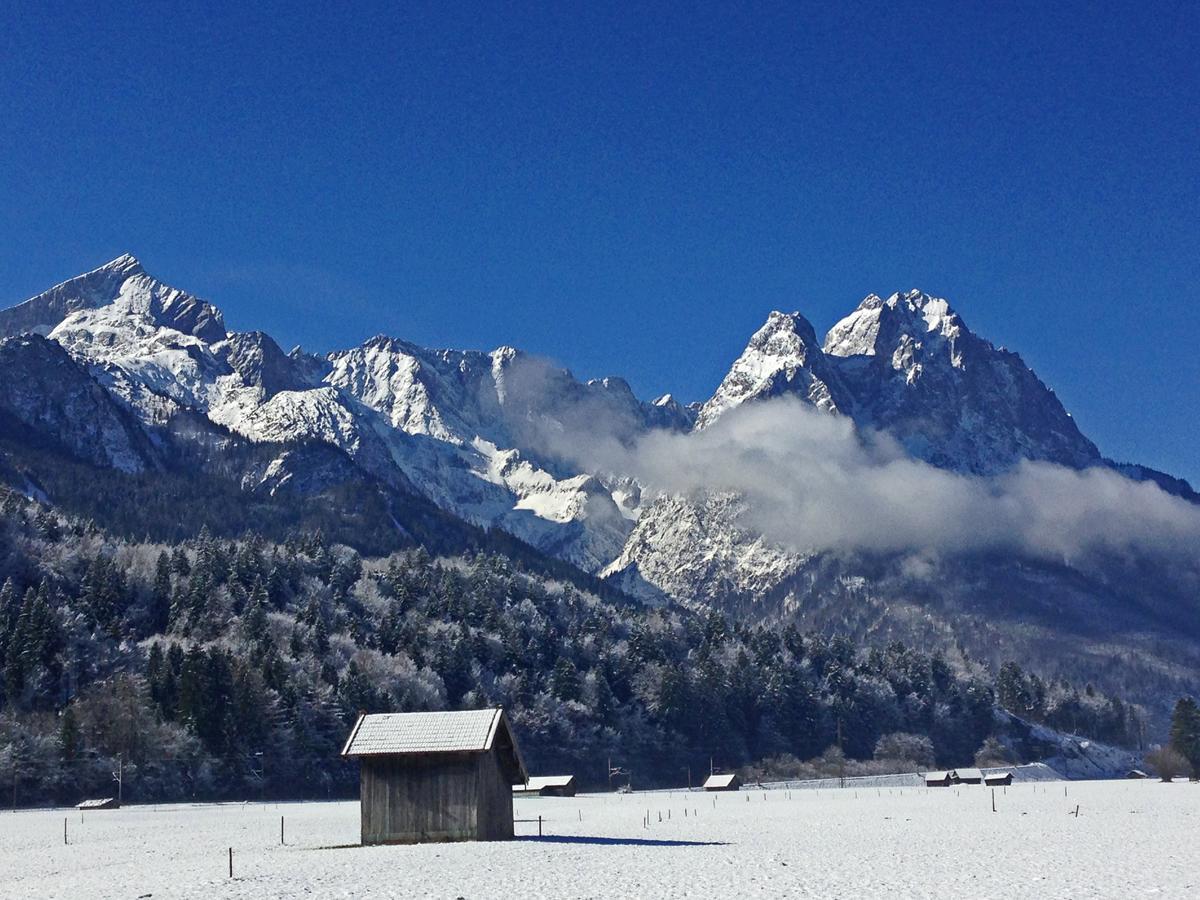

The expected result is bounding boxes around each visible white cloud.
[554,395,1200,565]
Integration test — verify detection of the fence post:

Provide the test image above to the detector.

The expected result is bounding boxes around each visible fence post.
[228,847,233,878]
[538,815,542,837]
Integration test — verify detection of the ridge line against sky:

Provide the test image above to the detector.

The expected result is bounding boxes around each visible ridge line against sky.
[1,2,1196,482]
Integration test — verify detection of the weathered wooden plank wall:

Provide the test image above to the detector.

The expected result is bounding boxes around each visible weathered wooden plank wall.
[360,750,514,844]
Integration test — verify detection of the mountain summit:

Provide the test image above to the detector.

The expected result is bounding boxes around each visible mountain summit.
[1,256,1197,714]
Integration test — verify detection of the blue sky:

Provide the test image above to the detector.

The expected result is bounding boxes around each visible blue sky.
[2,2,1197,481]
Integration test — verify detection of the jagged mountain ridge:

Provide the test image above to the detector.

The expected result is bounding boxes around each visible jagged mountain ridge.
[1,256,694,571]
[2,255,1198,715]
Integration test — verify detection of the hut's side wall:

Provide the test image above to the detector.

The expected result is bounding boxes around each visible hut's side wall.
[475,749,516,841]
[361,754,483,845]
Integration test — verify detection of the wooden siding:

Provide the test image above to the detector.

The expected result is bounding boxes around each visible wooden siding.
[359,750,514,845]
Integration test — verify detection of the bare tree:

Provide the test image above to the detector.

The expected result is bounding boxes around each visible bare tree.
[1145,746,1189,782]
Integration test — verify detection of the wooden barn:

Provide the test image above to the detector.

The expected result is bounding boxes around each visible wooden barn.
[76,797,120,810]
[983,772,1013,786]
[514,775,577,797]
[924,771,953,788]
[341,708,527,845]
[703,773,741,792]
[953,768,983,785]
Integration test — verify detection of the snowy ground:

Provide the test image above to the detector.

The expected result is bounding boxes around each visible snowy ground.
[1,779,1197,899]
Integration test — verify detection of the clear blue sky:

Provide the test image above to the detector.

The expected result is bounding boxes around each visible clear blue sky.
[2,2,1197,481]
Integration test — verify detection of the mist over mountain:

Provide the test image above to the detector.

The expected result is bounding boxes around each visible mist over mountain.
[2,255,1198,720]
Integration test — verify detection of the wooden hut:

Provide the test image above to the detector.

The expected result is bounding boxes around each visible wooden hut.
[953,768,983,785]
[341,708,527,845]
[924,771,953,788]
[1126,769,1148,779]
[983,772,1013,786]
[514,775,577,797]
[76,797,120,810]
[703,773,741,792]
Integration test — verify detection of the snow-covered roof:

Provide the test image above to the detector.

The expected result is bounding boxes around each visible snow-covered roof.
[924,771,952,782]
[704,773,739,788]
[77,797,119,809]
[515,775,576,792]
[983,772,1012,782]
[341,709,509,757]
[953,768,983,780]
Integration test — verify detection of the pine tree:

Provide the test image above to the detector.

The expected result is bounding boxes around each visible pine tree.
[150,551,172,635]
[550,657,581,702]
[1169,697,1200,778]
[59,706,82,760]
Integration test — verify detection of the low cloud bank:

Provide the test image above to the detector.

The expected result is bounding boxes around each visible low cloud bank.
[554,396,1200,565]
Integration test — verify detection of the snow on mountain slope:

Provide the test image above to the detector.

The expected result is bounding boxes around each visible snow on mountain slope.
[7,256,661,571]
[695,310,849,430]
[0,254,145,338]
[823,290,1099,474]
[0,333,156,473]
[695,292,1099,475]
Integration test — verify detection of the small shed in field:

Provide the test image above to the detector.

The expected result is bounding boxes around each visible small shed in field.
[76,797,120,810]
[924,771,953,787]
[703,773,741,791]
[1126,769,1148,779]
[514,775,577,797]
[341,708,527,845]
[984,771,1013,786]
[953,768,983,785]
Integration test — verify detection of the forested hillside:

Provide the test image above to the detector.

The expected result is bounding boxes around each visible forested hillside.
[0,487,1140,807]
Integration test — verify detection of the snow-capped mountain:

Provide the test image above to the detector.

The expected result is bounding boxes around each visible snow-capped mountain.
[695,291,1100,474]
[4,254,1200,710]
[2,256,690,571]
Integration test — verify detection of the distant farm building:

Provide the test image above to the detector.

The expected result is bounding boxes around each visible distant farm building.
[341,708,527,845]
[514,775,577,797]
[76,797,120,810]
[703,773,741,791]
[1126,769,1148,779]
[953,768,983,785]
[984,772,1013,786]
[924,771,953,787]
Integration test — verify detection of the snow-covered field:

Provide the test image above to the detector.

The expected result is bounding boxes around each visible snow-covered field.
[2,779,1196,899]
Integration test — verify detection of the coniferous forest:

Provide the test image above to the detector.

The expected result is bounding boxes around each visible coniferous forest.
[0,485,1146,807]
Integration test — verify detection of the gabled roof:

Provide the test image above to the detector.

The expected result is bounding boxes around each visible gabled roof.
[983,771,1012,783]
[953,768,983,780]
[341,709,526,781]
[704,773,739,788]
[924,771,952,782]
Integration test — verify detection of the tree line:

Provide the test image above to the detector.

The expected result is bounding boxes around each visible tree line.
[0,487,1152,806]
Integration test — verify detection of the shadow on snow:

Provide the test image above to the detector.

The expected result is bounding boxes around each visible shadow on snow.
[516,835,728,847]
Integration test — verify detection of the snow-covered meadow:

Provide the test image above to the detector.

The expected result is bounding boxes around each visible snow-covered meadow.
[1,779,1196,899]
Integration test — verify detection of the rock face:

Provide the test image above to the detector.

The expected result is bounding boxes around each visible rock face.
[696,292,1100,474]
[822,291,1100,474]
[2,256,1198,711]
[0,256,698,571]
[695,311,850,429]
[0,333,156,473]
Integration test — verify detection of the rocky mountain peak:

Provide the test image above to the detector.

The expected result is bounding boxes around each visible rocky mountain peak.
[695,310,847,430]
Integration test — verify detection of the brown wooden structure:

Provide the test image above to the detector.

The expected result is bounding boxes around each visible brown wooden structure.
[341,708,527,845]
[983,772,1013,786]
[924,771,953,787]
[952,768,983,785]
